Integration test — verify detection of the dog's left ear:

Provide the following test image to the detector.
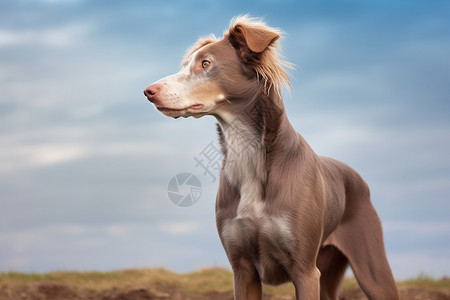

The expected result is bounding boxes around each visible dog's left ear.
[228,19,280,54]
[227,17,291,95]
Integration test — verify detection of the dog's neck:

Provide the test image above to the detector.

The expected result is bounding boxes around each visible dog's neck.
[215,91,297,216]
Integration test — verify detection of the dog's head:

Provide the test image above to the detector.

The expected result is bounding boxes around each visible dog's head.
[144,16,290,119]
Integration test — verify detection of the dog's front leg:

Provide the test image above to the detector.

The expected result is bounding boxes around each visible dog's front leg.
[292,267,321,300]
[232,259,262,300]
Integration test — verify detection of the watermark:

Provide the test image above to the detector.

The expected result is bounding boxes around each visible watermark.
[193,141,223,182]
[167,172,202,207]
[193,118,262,183]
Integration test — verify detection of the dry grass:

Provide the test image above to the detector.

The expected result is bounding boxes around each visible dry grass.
[0,267,234,298]
[0,267,449,299]
[400,272,450,290]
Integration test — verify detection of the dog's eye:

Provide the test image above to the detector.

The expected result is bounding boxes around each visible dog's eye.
[201,60,211,69]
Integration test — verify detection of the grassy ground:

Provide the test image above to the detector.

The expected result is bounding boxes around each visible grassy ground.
[0,267,449,299]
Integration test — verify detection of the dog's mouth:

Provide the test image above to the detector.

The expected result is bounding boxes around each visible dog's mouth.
[155,104,206,118]
[156,104,204,112]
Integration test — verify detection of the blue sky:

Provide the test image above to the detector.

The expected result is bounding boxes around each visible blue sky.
[0,0,449,280]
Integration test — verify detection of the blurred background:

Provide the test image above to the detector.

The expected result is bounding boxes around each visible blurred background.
[1,0,449,280]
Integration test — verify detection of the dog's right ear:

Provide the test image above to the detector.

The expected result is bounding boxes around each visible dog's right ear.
[228,17,280,58]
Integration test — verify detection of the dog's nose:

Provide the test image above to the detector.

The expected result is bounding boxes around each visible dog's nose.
[143,83,162,102]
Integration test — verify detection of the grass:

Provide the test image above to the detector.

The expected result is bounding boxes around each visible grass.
[400,272,450,290]
[0,267,234,298]
[0,267,449,298]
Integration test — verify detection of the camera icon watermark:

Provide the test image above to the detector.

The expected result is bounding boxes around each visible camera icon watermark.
[167,172,202,207]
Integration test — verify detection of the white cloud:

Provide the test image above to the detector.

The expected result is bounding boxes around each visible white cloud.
[105,225,132,237]
[0,230,46,253]
[0,144,87,172]
[70,104,105,119]
[0,120,185,173]
[159,221,201,235]
[0,223,133,254]
[0,140,181,173]
[384,221,450,236]
[0,23,92,47]
[291,109,450,167]
[26,144,87,166]
[90,141,179,158]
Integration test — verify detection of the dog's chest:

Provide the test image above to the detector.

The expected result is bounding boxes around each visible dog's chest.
[220,214,295,284]
[218,120,295,284]
[220,162,295,284]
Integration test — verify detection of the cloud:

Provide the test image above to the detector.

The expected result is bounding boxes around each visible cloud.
[0,136,185,174]
[105,225,131,237]
[384,221,450,236]
[0,230,45,254]
[0,221,225,272]
[0,23,92,47]
[1,144,87,172]
[0,223,130,254]
[159,222,201,235]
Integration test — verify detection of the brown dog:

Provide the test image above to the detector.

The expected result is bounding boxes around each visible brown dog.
[144,16,399,300]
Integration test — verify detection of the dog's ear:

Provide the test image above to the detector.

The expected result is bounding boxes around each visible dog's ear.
[228,19,280,54]
[226,17,291,95]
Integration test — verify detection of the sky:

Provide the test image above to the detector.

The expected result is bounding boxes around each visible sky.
[0,0,449,280]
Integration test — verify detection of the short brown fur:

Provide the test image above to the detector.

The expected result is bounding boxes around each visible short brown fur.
[144,16,399,300]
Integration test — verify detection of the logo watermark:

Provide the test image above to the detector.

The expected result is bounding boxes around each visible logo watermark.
[167,172,202,207]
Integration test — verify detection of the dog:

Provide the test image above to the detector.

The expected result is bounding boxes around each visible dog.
[144,16,399,300]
